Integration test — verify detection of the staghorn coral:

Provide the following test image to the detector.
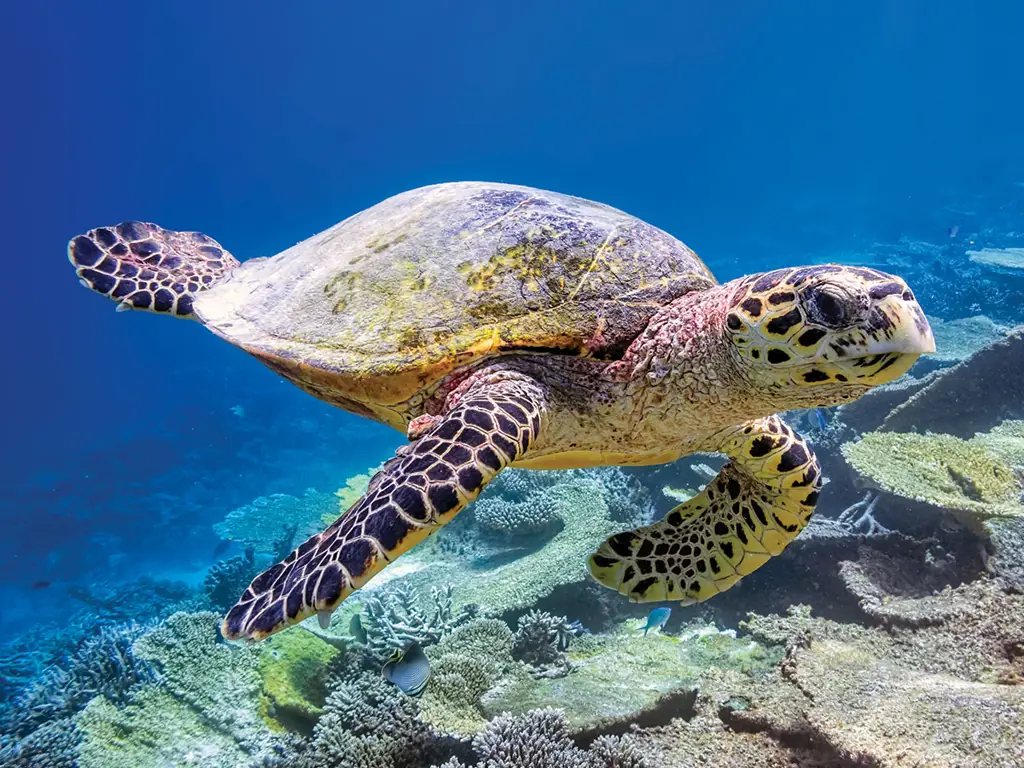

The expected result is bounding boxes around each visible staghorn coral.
[5,622,157,738]
[456,708,655,768]
[475,494,562,538]
[359,582,474,662]
[203,547,258,613]
[293,666,438,768]
[213,489,336,554]
[841,422,1024,518]
[0,717,79,768]
[512,610,578,676]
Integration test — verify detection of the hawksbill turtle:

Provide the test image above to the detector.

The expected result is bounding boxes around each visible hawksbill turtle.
[68,181,936,641]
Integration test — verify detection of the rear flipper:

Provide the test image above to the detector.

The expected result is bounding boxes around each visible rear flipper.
[588,415,821,604]
[222,376,547,642]
[68,221,239,318]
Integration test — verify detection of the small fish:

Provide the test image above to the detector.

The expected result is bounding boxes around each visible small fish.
[811,408,828,431]
[229,405,246,418]
[382,643,431,696]
[349,614,368,644]
[948,225,960,239]
[31,580,51,590]
[643,606,672,635]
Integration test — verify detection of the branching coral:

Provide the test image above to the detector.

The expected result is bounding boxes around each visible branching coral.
[359,583,474,662]
[0,717,80,768]
[459,708,654,768]
[841,421,1024,517]
[6,622,157,738]
[512,610,579,676]
[293,666,438,768]
[475,494,562,537]
[203,547,258,613]
[213,489,336,554]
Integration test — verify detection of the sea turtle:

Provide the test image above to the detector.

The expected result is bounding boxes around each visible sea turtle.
[68,182,935,642]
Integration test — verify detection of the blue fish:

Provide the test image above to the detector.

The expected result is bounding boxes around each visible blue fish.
[349,614,368,644]
[643,607,672,635]
[811,408,828,431]
[382,643,431,696]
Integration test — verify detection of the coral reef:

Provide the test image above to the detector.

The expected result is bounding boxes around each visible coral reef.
[512,609,578,676]
[437,708,654,768]
[928,314,1010,363]
[475,494,562,538]
[359,582,474,662]
[841,422,1024,518]
[258,628,341,731]
[418,618,516,736]
[968,246,1024,273]
[482,619,778,737]
[203,547,258,613]
[0,718,80,768]
[293,663,439,768]
[74,611,286,767]
[213,488,336,554]
[66,577,198,624]
[880,326,1024,437]
[4,622,156,738]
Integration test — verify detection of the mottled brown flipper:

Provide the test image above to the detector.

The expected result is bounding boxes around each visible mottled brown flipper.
[68,221,239,317]
[222,379,546,642]
[588,415,821,604]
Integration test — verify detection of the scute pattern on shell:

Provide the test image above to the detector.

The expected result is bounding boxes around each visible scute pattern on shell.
[194,182,715,409]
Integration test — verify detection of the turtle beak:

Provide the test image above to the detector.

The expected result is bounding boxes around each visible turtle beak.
[833,292,936,385]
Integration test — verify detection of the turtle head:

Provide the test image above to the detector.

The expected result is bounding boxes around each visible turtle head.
[724,265,935,407]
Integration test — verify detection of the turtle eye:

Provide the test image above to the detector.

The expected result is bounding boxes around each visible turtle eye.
[805,285,851,328]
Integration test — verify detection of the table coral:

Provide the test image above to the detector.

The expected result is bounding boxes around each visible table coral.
[841,423,1024,517]
[213,489,336,554]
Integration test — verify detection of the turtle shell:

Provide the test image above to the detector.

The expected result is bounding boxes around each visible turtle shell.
[196,182,715,427]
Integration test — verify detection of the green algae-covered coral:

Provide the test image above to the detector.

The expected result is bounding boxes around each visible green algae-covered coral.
[841,421,1024,517]
[258,628,340,731]
[418,618,516,736]
[76,687,247,768]
[481,621,777,731]
[75,612,282,768]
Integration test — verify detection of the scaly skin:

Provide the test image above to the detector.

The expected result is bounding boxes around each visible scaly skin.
[218,263,933,639]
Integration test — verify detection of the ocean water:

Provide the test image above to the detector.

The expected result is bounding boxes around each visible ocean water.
[3,3,1024,766]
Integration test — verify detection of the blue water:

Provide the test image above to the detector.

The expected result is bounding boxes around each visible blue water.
[2,4,1024,761]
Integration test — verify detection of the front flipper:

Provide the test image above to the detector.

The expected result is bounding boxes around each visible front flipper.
[222,379,546,641]
[588,415,821,604]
